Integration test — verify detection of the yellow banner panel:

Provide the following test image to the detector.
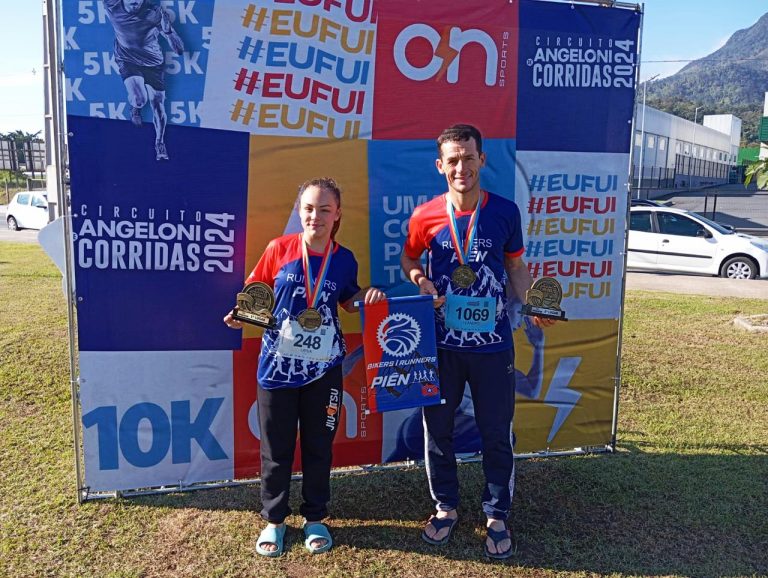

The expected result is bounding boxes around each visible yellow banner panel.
[513,319,619,453]
[245,136,369,336]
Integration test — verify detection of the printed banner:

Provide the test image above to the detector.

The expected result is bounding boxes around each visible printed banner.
[359,295,441,413]
[79,350,234,491]
[516,151,628,319]
[62,0,640,492]
[200,2,376,138]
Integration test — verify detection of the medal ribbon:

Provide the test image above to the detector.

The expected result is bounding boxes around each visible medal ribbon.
[446,191,483,266]
[301,234,333,309]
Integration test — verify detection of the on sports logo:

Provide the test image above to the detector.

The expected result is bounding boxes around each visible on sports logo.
[377,312,421,357]
[393,23,498,86]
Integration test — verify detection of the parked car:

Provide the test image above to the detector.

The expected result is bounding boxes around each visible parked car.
[6,191,50,231]
[627,206,768,279]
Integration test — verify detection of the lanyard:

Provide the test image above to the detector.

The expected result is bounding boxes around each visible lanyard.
[301,234,333,309]
[445,191,483,265]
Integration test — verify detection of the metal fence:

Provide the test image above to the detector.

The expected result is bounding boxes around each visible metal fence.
[631,156,738,197]
[630,165,676,191]
[2,177,47,204]
[673,154,732,188]
[666,189,768,237]
[675,154,730,180]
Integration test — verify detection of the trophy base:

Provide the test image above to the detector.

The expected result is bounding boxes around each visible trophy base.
[521,304,568,321]
[233,307,277,329]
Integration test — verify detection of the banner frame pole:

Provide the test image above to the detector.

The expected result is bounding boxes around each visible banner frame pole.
[77,445,614,501]
[44,0,84,504]
[612,1,644,451]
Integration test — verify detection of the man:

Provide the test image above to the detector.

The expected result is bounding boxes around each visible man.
[400,124,554,559]
[103,0,184,161]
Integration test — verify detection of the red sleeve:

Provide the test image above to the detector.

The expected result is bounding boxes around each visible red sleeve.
[403,206,427,259]
[244,239,279,287]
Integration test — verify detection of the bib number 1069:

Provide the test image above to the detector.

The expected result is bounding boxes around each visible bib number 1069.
[455,306,490,322]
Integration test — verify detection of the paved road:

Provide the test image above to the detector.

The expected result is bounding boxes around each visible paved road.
[0,205,40,243]
[626,271,768,300]
[0,228,38,243]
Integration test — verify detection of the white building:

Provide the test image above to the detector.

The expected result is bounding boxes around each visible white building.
[633,104,741,191]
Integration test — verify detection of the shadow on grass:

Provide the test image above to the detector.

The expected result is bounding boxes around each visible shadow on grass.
[622,437,768,456]
[127,451,767,577]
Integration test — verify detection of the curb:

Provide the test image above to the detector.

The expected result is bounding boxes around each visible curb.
[733,315,768,333]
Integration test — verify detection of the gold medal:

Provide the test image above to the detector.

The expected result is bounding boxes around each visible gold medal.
[451,264,477,289]
[297,307,322,331]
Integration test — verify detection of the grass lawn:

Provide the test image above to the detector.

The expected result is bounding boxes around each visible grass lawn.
[1,242,766,577]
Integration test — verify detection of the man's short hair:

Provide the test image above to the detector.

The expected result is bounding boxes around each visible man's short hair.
[437,124,483,156]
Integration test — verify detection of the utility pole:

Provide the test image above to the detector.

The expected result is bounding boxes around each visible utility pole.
[636,74,659,199]
[689,105,703,191]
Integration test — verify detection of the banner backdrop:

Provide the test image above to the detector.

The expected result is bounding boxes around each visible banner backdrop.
[63,0,640,492]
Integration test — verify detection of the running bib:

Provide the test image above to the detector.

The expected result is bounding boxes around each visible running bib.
[276,320,334,362]
[445,294,496,332]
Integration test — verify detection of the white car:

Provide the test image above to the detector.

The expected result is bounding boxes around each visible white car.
[627,206,768,280]
[6,191,50,231]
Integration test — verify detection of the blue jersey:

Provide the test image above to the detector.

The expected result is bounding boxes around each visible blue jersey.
[404,191,524,352]
[245,234,360,389]
[104,0,165,67]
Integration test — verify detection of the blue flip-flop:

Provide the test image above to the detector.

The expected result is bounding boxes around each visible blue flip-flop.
[255,524,286,557]
[484,522,516,560]
[421,515,458,546]
[303,522,333,554]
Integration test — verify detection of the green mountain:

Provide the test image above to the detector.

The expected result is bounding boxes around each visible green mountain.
[644,12,768,145]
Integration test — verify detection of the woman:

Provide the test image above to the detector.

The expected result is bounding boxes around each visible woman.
[224,178,384,557]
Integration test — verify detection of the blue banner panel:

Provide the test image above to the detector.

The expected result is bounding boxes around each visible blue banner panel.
[62,0,212,126]
[69,115,249,351]
[367,138,516,292]
[516,0,640,152]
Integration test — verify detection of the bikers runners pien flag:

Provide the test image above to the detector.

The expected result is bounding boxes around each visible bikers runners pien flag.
[357,295,443,413]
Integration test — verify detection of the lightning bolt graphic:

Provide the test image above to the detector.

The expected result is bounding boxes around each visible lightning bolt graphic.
[434,27,459,81]
[543,357,582,443]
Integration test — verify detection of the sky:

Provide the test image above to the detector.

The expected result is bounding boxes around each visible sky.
[0,0,767,135]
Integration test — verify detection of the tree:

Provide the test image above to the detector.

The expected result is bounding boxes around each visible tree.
[0,130,43,143]
[744,159,768,189]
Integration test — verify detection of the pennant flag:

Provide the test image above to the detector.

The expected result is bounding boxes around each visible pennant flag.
[358,295,442,413]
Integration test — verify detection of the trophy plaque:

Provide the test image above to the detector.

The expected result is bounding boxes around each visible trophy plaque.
[521,277,568,321]
[232,281,277,328]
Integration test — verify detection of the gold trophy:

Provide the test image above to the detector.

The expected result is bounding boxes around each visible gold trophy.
[232,281,277,328]
[521,277,568,321]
